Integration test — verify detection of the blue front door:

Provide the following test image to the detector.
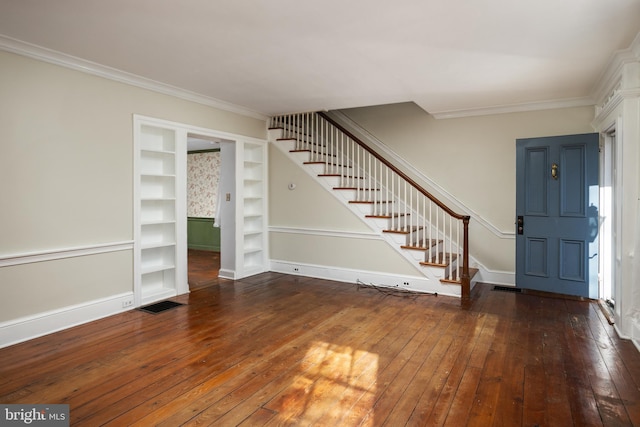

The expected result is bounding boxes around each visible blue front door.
[515,133,599,298]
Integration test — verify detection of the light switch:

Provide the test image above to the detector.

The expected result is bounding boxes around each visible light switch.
[226,193,231,201]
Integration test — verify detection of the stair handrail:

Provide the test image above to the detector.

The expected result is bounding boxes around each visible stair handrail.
[317,111,472,298]
[319,112,468,221]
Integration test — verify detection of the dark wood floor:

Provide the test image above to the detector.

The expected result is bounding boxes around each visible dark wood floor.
[1,273,640,426]
[188,249,220,290]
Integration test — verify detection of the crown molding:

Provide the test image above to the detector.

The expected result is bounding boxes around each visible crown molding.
[592,32,640,107]
[427,96,595,120]
[0,34,268,121]
[427,31,640,120]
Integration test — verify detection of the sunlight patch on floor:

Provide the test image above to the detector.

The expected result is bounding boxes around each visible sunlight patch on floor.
[264,340,379,425]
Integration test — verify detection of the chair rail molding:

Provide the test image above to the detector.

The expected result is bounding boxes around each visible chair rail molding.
[0,241,134,268]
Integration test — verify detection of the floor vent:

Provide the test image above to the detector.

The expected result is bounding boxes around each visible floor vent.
[139,300,184,314]
[493,285,522,293]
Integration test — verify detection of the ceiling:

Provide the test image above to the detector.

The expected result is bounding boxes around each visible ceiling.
[1,0,639,118]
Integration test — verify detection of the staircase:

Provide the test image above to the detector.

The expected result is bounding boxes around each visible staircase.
[269,112,477,298]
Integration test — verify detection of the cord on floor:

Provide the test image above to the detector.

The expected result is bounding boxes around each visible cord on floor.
[355,279,438,299]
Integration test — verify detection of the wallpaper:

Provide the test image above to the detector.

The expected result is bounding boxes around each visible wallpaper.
[187,151,220,218]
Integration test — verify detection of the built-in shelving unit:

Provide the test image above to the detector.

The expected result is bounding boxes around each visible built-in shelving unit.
[240,141,267,276]
[135,122,186,305]
[134,116,267,297]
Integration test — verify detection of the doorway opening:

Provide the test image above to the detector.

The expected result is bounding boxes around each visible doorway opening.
[186,134,225,290]
[600,128,618,313]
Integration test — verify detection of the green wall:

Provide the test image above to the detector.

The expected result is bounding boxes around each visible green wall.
[188,217,220,251]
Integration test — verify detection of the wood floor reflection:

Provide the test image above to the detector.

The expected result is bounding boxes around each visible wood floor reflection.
[187,249,219,290]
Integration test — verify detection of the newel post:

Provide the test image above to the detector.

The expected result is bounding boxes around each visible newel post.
[461,216,471,299]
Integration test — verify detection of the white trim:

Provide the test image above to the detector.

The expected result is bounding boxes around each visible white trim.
[0,34,268,121]
[269,259,461,297]
[0,292,135,349]
[474,269,515,287]
[592,32,640,107]
[614,323,631,340]
[329,111,515,240]
[218,269,237,280]
[0,241,134,267]
[269,226,381,240]
[269,226,514,287]
[593,88,640,128]
[134,114,267,146]
[612,320,640,353]
[428,97,595,120]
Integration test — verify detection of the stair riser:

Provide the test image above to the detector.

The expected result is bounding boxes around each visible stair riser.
[290,151,311,163]
[385,232,409,246]
[368,217,412,229]
[351,203,397,216]
[334,190,381,202]
[269,128,284,139]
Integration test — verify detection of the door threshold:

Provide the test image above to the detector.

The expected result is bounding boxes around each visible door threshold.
[598,299,615,325]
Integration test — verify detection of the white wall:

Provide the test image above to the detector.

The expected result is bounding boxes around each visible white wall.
[0,50,265,344]
[268,144,419,277]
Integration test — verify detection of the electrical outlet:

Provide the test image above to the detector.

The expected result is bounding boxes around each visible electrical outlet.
[122,299,134,308]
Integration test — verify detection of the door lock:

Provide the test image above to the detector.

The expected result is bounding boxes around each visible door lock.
[517,216,524,235]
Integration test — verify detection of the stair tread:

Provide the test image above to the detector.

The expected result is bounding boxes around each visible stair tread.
[383,226,424,234]
[440,268,480,284]
[334,187,380,191]
[401,239,442,250]
[304,161,352,167]
[279,137,327,147]
[420,252,457,267]
[365,213,410,218]
[290,149,334,156]
[349,200,392,204]
[318,174,365,179]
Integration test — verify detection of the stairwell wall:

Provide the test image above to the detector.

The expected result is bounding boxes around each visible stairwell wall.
[338,102,595,279]
[268,144,427,278]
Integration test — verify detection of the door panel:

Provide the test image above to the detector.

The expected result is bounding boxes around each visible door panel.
[559,239,584,281]
[524,148,549,215]
[525,237,548,276]
[560,145,586,216]
[516,133,599,298]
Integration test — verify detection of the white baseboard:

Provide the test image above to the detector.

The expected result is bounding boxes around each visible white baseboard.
[476,269,515,287]
[0,292,135,349]
[218,269,237,280]
[633,320,640,353]
[270,259,463,297]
